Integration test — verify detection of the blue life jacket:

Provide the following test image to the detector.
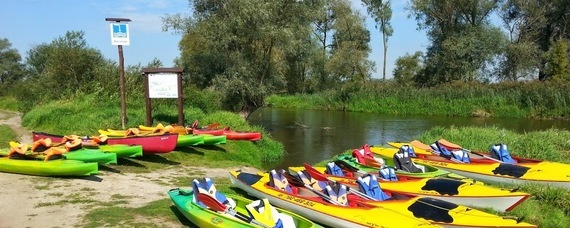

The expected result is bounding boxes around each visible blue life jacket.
[356,174,391,201]
[490,144,517,164]
[324,183,349,206]
[326,162,345,177]
[192,178,230,208]
[432,141,471,163]
[269,169,294,194]
[399,145,417,157]
[378,166,398,181]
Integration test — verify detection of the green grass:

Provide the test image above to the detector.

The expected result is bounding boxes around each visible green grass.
[82,177,235,228]
[0,96,19,111]
[0,125,17,146]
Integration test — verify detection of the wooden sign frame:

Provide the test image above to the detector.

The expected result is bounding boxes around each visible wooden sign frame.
[142,67,184,126]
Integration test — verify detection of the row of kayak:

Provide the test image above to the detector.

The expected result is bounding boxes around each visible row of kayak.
[170,139,570,227]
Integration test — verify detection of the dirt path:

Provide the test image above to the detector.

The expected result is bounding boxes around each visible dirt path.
[0,110,252,228]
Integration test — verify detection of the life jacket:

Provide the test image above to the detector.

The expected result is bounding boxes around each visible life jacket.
[325,162,345,177]
[31,138,52,152]
[490,144,517,164]
[245,199,285,228]
[192,178,235,209]
[324,183,349,206]
[269,170,294,194]
[393,148,424,173]
[351,144,375,163]
[297,170,327,192]
[356,174,391,201]
[399,145,417,157]
[431,141,470,163]
[378,166,398,181]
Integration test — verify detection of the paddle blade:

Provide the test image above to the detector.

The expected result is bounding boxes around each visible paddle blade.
[363,156,382,168]
[302,164,328,182]
[438,139,462,150]
[197,193,227,212]
[207,122,220,129]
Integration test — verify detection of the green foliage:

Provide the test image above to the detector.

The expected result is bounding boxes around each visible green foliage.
[393,51,423,85]
[546,39,570,81]
[0,96,19,111]
[0,38,24,96]
[0,125,17,146]
[362,0,393,80]
[267,80,570,119]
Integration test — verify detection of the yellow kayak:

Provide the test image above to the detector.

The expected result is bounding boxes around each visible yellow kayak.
[288,164,530,212]
[382,141,570,189]
[230,170,536,228]
[229,170,438,228]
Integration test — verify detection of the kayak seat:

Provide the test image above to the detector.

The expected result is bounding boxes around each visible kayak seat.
[297,170,327,192]
[324,183,349,206]
[8,142,29,157]
[393,148,424,173]
[378,166,398,181]
[192,178,236,209]
[356,174,391,201]
[490,144,517,164]
[31,138,52,152]
[245,198,287,228]
[269,170,298,195]
[431,141,470,163]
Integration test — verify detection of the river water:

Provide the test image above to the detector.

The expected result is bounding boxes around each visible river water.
[248,108,570,169]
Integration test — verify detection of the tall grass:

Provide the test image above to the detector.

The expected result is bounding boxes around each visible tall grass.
[266,80,570,119]
[0,125,17,146]
[0,96,19,111]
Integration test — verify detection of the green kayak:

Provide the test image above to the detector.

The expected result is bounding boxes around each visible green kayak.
[334,154,465,179]
[0,148,117,165]
[97,144,143,158]
[168,188,319,228]
[0,157,98,176]
[202,134,227,145]
[176,134,205,147]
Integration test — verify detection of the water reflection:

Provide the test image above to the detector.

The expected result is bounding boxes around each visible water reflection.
[248,108,570,169]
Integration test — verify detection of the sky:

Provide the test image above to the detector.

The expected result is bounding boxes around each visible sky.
[0,0,428,79]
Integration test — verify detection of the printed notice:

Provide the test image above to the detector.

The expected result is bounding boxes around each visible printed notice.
[148,73,178,98]
[110,23,130,46]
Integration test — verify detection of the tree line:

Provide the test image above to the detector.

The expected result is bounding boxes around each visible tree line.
[0,0,569,116]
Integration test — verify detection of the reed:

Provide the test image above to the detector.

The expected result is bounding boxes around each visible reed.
[267,80,570,119]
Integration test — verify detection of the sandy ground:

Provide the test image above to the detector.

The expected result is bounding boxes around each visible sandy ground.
[0,111,249,228]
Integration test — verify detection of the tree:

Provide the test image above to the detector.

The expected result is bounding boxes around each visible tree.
[362,0,393,80]
[24,31,106,99]
[410,0,506,85]
[546,39,570,80]
[393,51,422,85]
[0,38,24,94]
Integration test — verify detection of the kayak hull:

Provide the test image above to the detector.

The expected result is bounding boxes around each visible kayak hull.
[176,135,205,147]
[380,142,570,189]
[0,158,98,176]
[0,148,117,165]
[97,144,143,158]
[33,131,178,154]
[168,188,318,228]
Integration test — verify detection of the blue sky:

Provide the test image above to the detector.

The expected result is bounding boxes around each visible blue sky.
[0,0,428,79]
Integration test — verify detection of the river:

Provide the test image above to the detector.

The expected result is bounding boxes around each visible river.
[247,108,570,169]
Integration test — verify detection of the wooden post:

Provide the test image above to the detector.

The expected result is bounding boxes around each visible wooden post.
[144,72,152,126]
[118,45,127,129]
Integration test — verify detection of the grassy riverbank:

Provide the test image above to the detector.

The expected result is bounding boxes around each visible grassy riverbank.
[267,80,570,119]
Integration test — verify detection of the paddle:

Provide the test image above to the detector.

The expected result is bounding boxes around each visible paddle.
[302,164,379,201]
[282,172,341,206]
[196,193,271,228]
[333,160,368,175]
[207,122,221,130]
[438,139,504,163]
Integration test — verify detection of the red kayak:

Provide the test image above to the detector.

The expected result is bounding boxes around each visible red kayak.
[32,131,178,154]
[223,127,262,141]
[187,121,262,141]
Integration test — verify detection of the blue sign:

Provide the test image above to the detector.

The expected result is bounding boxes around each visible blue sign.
[109,23,130,46]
